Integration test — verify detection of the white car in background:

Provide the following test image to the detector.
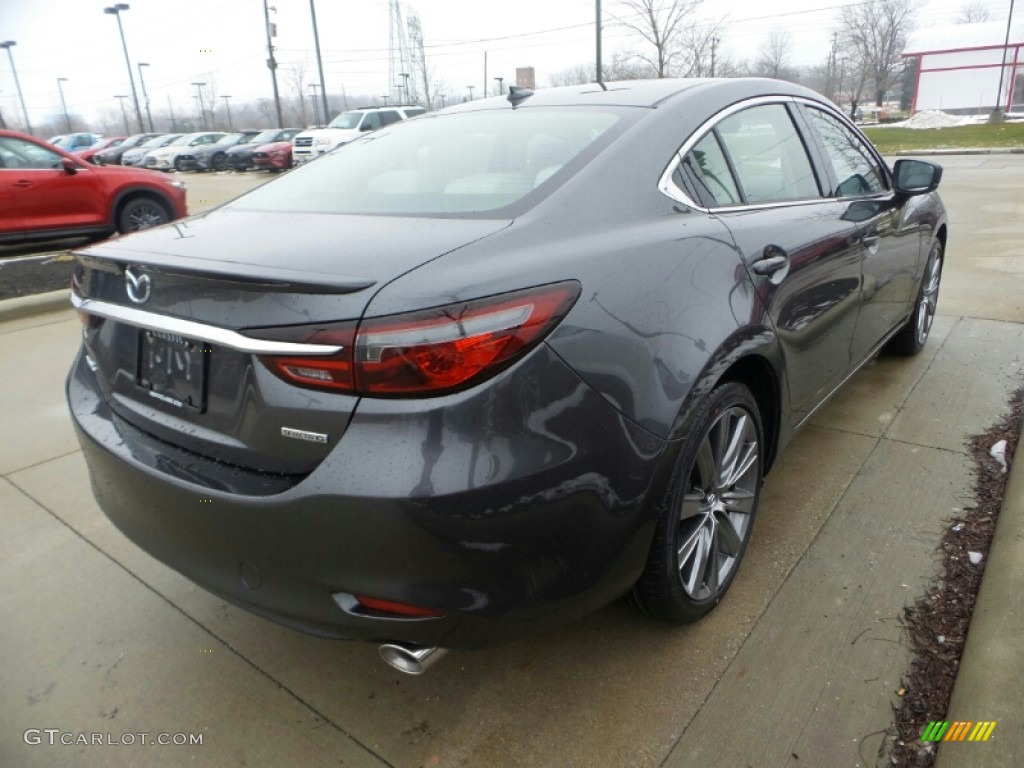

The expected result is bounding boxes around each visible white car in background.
[122,134,181,167]
[291,105,425,165]
[144,131,225,171]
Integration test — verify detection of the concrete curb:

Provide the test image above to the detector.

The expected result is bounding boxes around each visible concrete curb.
[0,289,71,324]
[934,420,1024,767]
[891,148,1024,156]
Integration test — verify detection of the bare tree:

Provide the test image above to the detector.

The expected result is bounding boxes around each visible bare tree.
[677,18,730,76]
[614,0,705,78]
[283,62,309,128]
[839,0,921,106]
[548,64,596,87]
[754,28,797,81]
[956,0,992,23]
[838,51,871,119]
[607,50,657,80]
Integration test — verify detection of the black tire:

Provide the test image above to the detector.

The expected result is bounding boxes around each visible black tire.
[886,239,943,356]
[629,382,763,623]
[212,152,228,171]
[173,156,185,172]
[117,197,170,233]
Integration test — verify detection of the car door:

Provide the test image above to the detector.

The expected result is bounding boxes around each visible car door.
[671,100,864,425]
[797,105,923,363]
[0,135,107,236]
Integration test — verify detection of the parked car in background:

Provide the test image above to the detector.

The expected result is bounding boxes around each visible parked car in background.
[291,105,424,165]
[51,132,102,152]
[0,129,186,244]
[176,130,262,172]
[144,132,226,171]
[225,128,301,171]
[76,136,126,164]
[251,139,294,171]
[122,134,182,167]
[66,79,946,674]
[94,133,164,165]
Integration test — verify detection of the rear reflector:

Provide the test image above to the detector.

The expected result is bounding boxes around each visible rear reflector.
[354,596,445,618]
[253,282,580,396]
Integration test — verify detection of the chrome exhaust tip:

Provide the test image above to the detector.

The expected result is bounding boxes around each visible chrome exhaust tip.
[378,642,448,675]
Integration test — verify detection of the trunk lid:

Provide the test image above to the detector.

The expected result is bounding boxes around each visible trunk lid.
[74,209,510,476]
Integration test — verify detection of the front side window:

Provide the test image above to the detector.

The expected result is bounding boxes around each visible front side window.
[714,104,820,204]
[359,113,382,132]
[805,108,886,197]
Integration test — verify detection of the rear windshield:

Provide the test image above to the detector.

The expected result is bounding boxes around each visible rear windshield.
[232,108,626,217]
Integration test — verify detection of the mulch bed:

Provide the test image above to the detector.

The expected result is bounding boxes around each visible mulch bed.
[887,382,1024,767]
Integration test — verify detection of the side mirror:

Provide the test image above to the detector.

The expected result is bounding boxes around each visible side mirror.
[893,159,942,195]
[61,157,78,175]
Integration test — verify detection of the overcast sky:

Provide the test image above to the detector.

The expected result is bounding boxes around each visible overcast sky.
[0,0,1012,131]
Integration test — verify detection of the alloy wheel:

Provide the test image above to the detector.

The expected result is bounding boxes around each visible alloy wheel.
[915,245,942,346]
[677,406,760,600]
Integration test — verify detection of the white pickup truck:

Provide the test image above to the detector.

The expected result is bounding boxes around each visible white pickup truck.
[291,105,426,165]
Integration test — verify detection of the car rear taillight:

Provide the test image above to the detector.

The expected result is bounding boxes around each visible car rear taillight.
[250,282,580,397]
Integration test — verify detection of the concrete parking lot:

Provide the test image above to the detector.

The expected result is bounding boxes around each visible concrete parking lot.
[1,156,1022,768]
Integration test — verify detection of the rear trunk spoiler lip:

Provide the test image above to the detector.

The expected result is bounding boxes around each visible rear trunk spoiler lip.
[73,251,377,295]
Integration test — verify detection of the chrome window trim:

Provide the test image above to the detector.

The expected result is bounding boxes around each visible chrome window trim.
[658,95,886,214]
[70,293,344,356]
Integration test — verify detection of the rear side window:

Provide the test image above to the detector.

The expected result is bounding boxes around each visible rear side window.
[378,110,402,127]
[677,133,741,207]
[804,108,887,197]
[714,104,820,204]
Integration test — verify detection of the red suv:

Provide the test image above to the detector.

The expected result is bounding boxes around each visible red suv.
[0,129,187,245]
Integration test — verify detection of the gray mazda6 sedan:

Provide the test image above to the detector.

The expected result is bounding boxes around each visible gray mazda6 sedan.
[68,78,946,674]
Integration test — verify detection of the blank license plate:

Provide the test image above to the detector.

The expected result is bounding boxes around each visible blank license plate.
[137,330,208,411]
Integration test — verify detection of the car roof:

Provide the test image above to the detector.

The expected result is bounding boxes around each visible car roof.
[443,77,823,111]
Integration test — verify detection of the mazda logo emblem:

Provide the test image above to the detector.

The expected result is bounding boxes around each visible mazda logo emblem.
[125,267,152,304]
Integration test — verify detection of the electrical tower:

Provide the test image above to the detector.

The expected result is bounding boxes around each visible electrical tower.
[388,0,413,105]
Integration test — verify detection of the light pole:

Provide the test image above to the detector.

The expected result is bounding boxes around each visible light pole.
[493,76,504,95]
[114,95,130,134]
[191,82,206,130]
[399,72,410,103]
[103,4,144,132]
[221,95,233,131]
[262,0,283,127]
[308,83,320,127]
[56,77,71,132]
[992,0,1017,120]
[137,62,154,132]
[0,41,31,134]
[308,0,329,126]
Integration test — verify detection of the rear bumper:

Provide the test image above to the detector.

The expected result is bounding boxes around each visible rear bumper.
[68,345,667,649]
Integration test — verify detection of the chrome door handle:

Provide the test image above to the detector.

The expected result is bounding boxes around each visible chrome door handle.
[751,252,789,276]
